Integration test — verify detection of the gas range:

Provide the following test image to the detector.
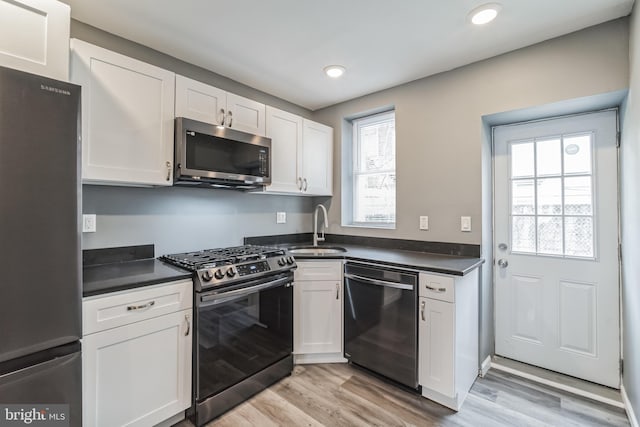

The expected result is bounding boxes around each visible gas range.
[160,244,296,291]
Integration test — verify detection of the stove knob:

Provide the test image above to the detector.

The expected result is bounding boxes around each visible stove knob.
[286,256,295,265]
[278,257,286,267]
[214,269,225,280]
[202,270,214,282]
[226,267,237,278]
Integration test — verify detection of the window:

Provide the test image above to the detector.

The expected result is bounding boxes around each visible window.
[346,111,396,227]
[510,133,595,258]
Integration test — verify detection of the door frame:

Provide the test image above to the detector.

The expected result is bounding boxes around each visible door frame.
[489,108,623,385]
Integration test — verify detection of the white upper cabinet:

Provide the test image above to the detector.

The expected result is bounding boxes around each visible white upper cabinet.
[70,39,176,186]
[263,107,333,196]
[175,74,266,136]
[264,106,303,193]
[0,0,70,81]
[302,119,333,196]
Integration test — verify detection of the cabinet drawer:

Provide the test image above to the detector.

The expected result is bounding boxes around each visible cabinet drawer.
[83,279,193,335]
[419,272,454,302]
[294,261,342,281]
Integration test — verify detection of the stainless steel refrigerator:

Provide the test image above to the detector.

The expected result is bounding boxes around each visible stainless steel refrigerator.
[0,66,82,424]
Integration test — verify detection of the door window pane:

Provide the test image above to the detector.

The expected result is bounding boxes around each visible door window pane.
[508,133,595,258]
[537,178,562,215]
[564,134,592,175]
[565,217,594,257]
[564,176,592,215]
[511,141,534,178]
[512,216,536,252]
[536,138,561,176]
[512,180,535,214]
[538,216,563,255]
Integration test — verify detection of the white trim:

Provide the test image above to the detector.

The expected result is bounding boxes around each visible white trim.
[622,384,640,427]
[294,353,348,364]
[491,361,625,408]
[154,412,185,427]
[479,355,492,377]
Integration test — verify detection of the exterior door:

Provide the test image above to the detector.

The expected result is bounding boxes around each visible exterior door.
[493,110,620,387]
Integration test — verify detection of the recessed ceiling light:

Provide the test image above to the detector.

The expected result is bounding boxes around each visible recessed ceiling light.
[324,65,345,78]
[469,3,501,25]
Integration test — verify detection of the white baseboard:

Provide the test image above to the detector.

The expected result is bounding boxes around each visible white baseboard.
[154,412,184,427]
[491,362,625,409]
[622,384,639,427]
[479,355,491,377]
[294,353,348,364]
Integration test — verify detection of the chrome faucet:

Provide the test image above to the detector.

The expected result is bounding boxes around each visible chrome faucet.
[313,204,329,246]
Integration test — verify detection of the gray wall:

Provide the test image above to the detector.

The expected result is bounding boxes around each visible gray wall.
[621,6,640,422]
[72,21,316,253]
[82,186,313,254]
[312,18,630,362]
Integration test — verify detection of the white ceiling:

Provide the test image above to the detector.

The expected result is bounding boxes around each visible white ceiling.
[63,0,634,111]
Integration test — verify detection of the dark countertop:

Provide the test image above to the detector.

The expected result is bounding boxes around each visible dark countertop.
[83,259,192,297]
[285,243,484,276]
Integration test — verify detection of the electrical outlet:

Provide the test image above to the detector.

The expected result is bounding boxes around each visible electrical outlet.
[419,216,429,230]
[83,214,97,233]
[276,212,286,224]
[461,216,471,232]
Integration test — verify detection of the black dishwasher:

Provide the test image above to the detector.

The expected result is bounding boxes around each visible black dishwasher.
[343,262,418,389]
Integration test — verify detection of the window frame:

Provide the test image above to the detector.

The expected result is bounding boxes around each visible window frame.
[345,110,396,229]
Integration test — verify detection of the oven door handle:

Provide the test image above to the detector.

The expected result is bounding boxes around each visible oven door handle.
[344,273,414,291]
[199,275,292,307]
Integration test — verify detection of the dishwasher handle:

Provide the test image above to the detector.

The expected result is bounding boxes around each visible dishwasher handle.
[344,273,414,291]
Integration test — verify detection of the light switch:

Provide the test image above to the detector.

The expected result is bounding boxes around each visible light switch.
[276,212,286,224]
[461,216,471,232]
[419,216,429,230]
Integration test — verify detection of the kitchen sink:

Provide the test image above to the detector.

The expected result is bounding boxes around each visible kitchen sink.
[288,246,347,255]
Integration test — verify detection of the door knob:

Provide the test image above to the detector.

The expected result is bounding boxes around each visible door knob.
[497,259,509,268]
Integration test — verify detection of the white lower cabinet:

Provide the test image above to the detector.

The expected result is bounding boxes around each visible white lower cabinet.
[293,260,346,364]
[418,269,479,411]
[82,280,193,427]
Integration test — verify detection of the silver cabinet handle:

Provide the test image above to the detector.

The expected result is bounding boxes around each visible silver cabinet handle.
[425,285,446,293]
[127,300,155,311]
[185,314,191,336]
[228,110,233,127]
[303,178,308,191]
[220,108,225,126]
[336,283,339,300]
[497,259,509,268]
[166,161,171,181]
[297,177,303,190]
[421,300,426,321]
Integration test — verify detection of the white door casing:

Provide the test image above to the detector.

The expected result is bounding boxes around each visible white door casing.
[493,110,619,388]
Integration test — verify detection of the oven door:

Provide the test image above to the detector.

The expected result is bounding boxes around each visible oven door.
[195,273,293,402]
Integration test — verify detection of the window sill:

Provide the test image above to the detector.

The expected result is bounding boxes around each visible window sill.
[341,223,396,230]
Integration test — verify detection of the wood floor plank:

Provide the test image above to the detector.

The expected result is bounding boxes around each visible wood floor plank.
[178,363,630,427]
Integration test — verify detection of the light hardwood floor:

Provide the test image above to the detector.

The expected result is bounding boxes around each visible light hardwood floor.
[179,363,630,427]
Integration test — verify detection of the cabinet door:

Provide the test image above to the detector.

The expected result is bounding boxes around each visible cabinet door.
[175,74,226,125]
[226,92,266,136]
[419,298,455,397]
[70,39,175,186]
[83,309,192,427]
[264,106,302,194]
[0,0,70,81]
[301,119,333,195]
[294,280,342,354]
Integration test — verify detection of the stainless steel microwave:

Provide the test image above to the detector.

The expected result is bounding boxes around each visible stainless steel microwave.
[174,117,271,190]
